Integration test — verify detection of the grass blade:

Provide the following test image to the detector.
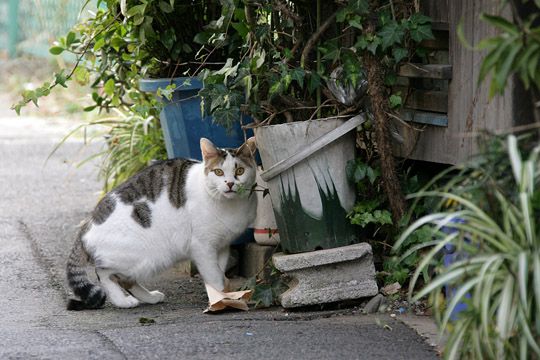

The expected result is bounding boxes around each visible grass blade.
[518,252,529,311]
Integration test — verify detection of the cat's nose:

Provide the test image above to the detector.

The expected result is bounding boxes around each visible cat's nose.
[226,182,234,190]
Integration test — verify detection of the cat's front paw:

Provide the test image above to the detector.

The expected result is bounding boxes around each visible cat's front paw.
[113,295,140,308]
[147,291,165,304]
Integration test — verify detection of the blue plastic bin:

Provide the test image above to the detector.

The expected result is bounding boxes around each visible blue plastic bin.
[140,77,254,245]
[139,77,250,160]
[441,218,470,321]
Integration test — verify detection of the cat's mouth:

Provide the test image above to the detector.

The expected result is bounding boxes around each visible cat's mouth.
[225,190,236,194]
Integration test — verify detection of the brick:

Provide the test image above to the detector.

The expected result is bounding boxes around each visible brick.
[239,243,276,279]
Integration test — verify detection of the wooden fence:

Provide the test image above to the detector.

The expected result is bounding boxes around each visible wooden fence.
[393,0,534,164]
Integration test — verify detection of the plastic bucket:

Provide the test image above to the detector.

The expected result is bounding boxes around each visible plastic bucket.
[254,116,365,253]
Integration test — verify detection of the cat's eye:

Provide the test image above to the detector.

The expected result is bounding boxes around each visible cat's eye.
[213,169,224,176]
[235,167,245,176]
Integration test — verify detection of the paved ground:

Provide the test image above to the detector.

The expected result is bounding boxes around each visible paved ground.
[0,110,441,359]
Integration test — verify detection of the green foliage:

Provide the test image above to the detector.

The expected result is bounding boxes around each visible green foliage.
[13,0,239,115]
[350,201,393,228]
[383,225,432,285]
[242,263,288,308]
[459,3,540,97]
[346,159,392,230]
[396,134,540,359]
[200,0,434,126]
[347,155,435,285]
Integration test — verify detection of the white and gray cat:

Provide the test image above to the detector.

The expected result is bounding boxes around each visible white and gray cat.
[66,137,257,310]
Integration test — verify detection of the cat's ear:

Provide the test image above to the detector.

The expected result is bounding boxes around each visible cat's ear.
[236,137,257,158]
[200,138,220,161]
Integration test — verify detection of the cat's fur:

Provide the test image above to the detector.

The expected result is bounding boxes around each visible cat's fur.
[66,137,257,310]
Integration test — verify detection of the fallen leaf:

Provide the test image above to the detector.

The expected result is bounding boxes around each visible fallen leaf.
[381,282,401,296]
[139,317,156,325]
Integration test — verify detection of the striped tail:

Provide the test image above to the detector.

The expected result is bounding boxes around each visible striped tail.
[66,225,106,310]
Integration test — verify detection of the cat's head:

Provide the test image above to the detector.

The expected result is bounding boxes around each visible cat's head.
[200,137,257,199]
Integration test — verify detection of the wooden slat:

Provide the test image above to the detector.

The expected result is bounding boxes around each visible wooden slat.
[407,90,448,113]
[401,110,448,127]
[420,30,449,50]
[398,63,452,79]
[394,86,449,113]
[420,0,448,24]
[431,21,450,31]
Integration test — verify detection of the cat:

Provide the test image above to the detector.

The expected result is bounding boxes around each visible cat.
[66,137,257,310]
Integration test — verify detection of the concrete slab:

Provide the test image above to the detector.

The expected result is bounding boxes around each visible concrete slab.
[273,243,379,308]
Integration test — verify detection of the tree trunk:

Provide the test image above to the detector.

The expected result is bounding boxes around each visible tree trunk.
[362,46,407,224]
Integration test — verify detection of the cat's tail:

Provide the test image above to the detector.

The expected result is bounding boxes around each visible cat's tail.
[66,222,106,310]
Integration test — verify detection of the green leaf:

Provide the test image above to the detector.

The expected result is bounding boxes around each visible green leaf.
[138,317,155,325]
[49,46,65,55]
[480,14,519,35]
[354,164,367,181]
[133,14,145,26]
[54,71,68,88]
[366,166,379,184]
[66,31,76,46]
[158,0,173,13]
[282,74,292,91]
[410,24,434,43]
[392,47,408,63]
[93,38,105,52]
[194,31,211,45]
[494,42,521,95]
[378,22,405,50]
[161,28,176,50]
[252,284,274,308]
[348,0,369,14]
[13,103,22,116]
[478,39,510,83]
[74,67,90,85]
[409,13,432,25]
[527,51,540,82]
[252,49,266,70]
[307,72,321,93]
[231,22,249,38]
[355,36,369,50]
[104,78,115,96]
[214,107,241,130]
[126,4,147,18]
[111,36,124,52]
[349,16,363,30]
[389,94,402,109]
[367,37,381,55]
[269,82,282,96]
[336,8,349,23]
[384,72,398,86]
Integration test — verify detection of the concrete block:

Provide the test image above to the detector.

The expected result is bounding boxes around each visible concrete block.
[239,242,275,279]
[273,243,379,308]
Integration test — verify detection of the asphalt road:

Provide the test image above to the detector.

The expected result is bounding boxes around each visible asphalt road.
[0,114,439,359]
